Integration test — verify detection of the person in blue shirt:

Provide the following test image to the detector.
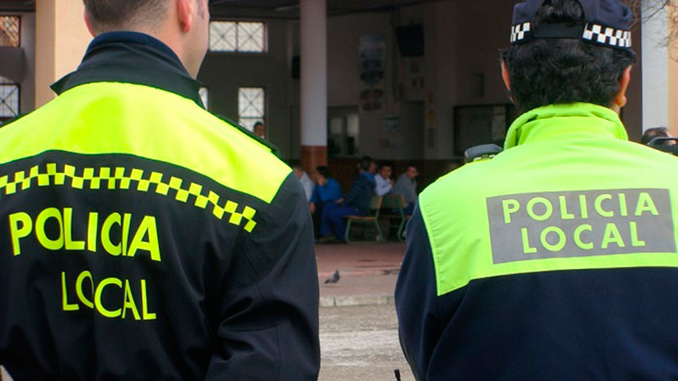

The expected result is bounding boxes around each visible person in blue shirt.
[310,166,342,214]
[318,156,376,243]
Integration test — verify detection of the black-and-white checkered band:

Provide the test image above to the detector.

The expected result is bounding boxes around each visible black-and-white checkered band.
[510,22,631,49]
[582,23,632,48]
[511,22,531,43]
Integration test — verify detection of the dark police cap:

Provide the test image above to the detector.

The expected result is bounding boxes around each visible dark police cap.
[510,0,633,50]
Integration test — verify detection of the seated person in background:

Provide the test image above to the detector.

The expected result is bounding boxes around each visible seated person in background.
[318,156,376,242]
[292,163,315,202]
[367,158,378,179]
[393,164,419,215]
[641,126,675,146]
[374,162,394,196]
[253,121,266,139]
[309,166,342,214]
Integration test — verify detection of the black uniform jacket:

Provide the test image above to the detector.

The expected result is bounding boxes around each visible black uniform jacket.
[0,32,320,380]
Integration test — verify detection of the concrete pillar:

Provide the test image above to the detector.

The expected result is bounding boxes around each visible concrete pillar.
[669,18,678,134]
[300,0,328,172]
[35,0,91,107]
[641,3,670,133]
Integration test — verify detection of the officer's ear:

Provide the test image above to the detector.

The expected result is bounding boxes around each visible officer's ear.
[501,61,511,92]
[501,61,517,105]
[611,66,632,114]
[176,0,194,33]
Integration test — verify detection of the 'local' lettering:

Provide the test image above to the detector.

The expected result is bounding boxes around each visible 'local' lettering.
[520,221,646,253]
[61,271,156,320]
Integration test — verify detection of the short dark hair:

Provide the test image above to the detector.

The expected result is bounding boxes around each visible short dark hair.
[358,156,373,171]
[379,162,393,170]
[502,0,637,113]
[83,0,168,34]
[289,160,303,171]
[316,166,332,179]
[641,127,671,145]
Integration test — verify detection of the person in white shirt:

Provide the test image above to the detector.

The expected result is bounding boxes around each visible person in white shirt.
[293,163,315,202]
[374,162,394,197]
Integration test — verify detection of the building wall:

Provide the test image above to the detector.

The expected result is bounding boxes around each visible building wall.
[624,18,644,142]
[20,12,35,112]
[327,13,390,107]
[199,20,294,158]
[326,10,424,161]
[10,0,647,154]
[424,2,458,160]
[175,1,649,161]
[35,0,91,107]
[0,12,35,114]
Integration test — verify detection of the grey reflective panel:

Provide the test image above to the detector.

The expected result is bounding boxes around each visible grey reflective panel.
[487,189,676,264]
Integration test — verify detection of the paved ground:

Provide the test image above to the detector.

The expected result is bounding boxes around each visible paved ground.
[316,241,406,307]
[316,242,412,380]
[318,304,414,381]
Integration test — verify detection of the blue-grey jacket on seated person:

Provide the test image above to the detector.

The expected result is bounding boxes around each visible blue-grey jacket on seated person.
[343,172,376,212]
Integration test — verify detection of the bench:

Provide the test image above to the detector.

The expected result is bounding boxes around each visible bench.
[379,194,411,241]
[344,195,383,243]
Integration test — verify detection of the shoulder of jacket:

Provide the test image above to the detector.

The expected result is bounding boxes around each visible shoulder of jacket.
[419,157,496,212]
[211,113,281,157]
[192,112,292,203]
[1,83,293,204]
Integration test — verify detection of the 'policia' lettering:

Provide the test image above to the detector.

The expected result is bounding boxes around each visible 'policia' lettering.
[8,207,161,261]
[487,189,676,264]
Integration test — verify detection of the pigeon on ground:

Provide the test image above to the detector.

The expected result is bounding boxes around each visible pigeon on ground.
[324,270,340,284]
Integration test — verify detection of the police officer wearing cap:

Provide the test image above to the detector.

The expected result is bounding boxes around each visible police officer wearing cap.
[0,0,319,379]
[396,0,678,379]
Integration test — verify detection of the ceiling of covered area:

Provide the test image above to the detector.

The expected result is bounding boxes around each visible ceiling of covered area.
[0,0,446,18]
[0,0,34,12]
[210,0,443,19]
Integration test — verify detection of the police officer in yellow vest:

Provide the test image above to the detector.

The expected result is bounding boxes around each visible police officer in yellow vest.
[396,0,678,379]
[0,0,319,379]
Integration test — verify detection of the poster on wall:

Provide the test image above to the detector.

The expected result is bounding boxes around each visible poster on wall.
[383,116,399,133]
[358,34,385,113]
[404,58,425,101]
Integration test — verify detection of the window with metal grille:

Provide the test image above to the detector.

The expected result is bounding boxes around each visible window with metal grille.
[0,16,20,47]
[0,75,20,122]
[209,21,266,53]
[238,87,265,131]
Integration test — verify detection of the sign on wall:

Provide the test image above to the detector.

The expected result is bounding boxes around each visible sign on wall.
[358,34,385,113]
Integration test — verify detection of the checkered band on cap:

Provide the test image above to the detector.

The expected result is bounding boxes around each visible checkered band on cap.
[582,23,632,48]
[510,22,531,43]
[510,0,634,51]
[510,21,632,49]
